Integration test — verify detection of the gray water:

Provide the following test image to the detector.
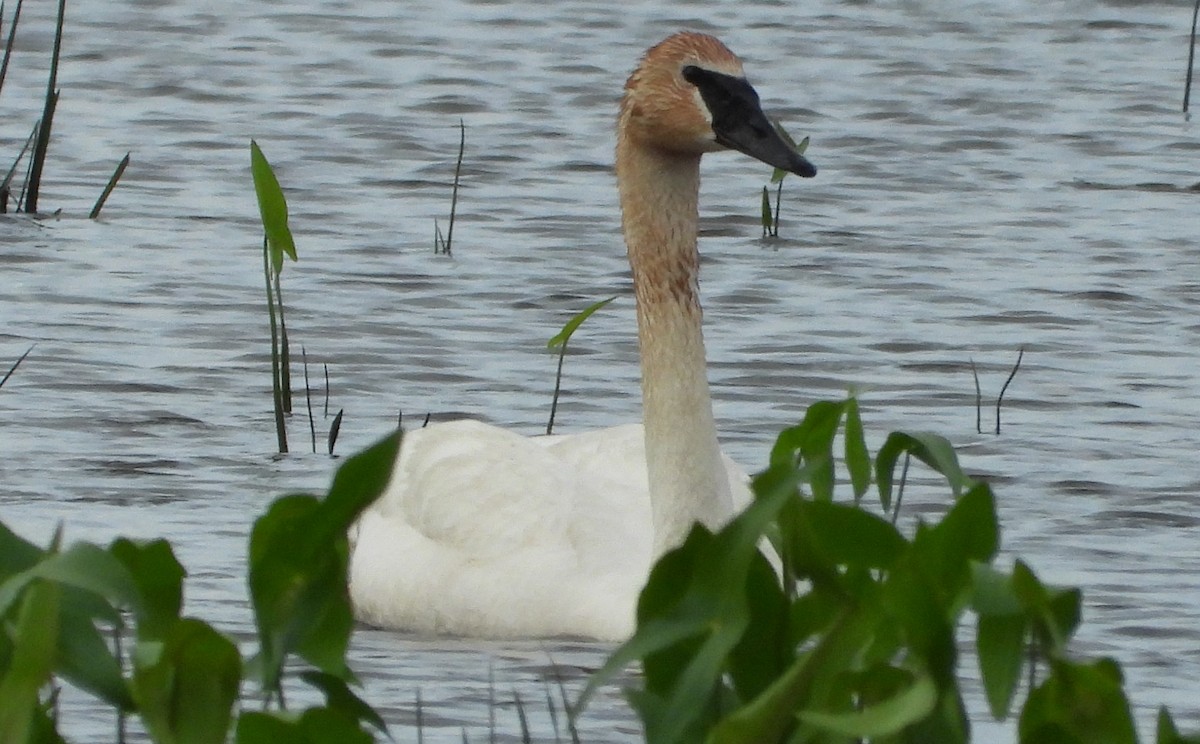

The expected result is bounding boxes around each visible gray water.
[2,0,1198,740]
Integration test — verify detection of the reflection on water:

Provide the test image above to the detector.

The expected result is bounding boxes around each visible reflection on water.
[2,0,1198,740]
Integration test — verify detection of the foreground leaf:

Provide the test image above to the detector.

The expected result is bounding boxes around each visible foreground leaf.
[133,618,241,744]
[0,581,59,744]
[798,667,938,737]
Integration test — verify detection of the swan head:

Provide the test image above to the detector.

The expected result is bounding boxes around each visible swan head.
[619,32,816,178]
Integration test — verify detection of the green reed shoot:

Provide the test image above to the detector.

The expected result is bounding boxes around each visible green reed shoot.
[1186,0,1199,112]
[970,347,1025,435]
[250,140,298,453]
[23,0,64,214]
[0,0,24,97]
[545,296,616,435]
[760,123,810,238]
[88,151,130,219]
[0,344,33,389]
[435,119,466,255]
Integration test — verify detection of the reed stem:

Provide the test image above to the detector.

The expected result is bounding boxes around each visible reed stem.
[25,0,65,213]
[263,238,287,453]
[89,152,130,218]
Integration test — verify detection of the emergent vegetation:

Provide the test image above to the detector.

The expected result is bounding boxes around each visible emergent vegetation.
[3,397,1197,742]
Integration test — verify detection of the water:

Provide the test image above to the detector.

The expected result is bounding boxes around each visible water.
[2,0,1198,740]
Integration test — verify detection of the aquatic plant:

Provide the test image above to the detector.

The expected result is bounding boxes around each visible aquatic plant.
[2,399,1197,741]
[1,344,34,390]
[0,434,399,743]
[0,0,128,215]
[1186,0,1200,112]
[89,152,131,219]
[434,119,466,256]
[760,123,810,238]
[545,296,616,435]
[250,140,297,453]
[577,397,1199,744]
[970,347,1025,435]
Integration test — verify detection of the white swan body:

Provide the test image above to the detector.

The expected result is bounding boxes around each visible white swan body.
[349,32,816,640]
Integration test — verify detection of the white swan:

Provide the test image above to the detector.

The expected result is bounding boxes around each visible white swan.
[349,32,817,641]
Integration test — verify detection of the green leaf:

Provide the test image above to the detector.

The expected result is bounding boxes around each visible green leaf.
[767,123,805,184]
[769,400,848,501]
[235,708,373,744]
[727,551,791,702]
[1157,707,1200,744]
[251,431,400,692]
[843,398,871,502]
[133,618,241,744]
[798,667,937,737]
[794,500,907,574]
[760,187,772,231]
[320,431,403,540]
[547,296,617,349]
[578,479,795,740]
[1011,560,1082,656]
[1019,658,1137,744]
[970,563,1023,616]
[876,431,971,511]
[299,671,389,735]
[110,538,185,640]
[235,711,297,743]
[0,522,44,581]
[250,140,298,274]
[976,612,1027,719]
[0,581,59,744]
[0,542,140,619]
[53,603,132,710]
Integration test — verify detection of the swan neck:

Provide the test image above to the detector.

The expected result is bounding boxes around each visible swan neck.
[617,139,733,555]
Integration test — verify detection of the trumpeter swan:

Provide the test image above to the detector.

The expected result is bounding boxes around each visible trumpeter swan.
[349,32,817,640]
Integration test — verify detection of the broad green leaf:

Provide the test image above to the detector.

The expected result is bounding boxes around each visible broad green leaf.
[727,551,791,701]
[1157,707,1200,744]
[235,711,297,743]
[320,431,403,539]
[793,500,906,573]
[133,618,241,744]
[110,538,185,640]
[547,296,617,349]
[876,431,971,510]
[0,581,59,744]
[769,399,847,501]
[843,398,871,501]
[235,709,371,744]
[300,671,389,735]
[250,140,297,274]
[0,542,140,618]
[54,603,132,710]
[579,478,794,735]
[249,432,400,689]
[1019,658,1137,744]
[248,494,328,691]
[976,612,1027,719]
[1012,560,1081,656]
[923,482,999,574]
[970,562,1023,616]
[0,521,44,580]
[798,668,937,737]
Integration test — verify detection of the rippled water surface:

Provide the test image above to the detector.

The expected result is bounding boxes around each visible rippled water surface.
[2,0,1199,740]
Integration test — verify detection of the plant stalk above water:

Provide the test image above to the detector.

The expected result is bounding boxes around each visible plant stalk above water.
[435,119,466,255]
[250,140,298,453]
[545,296,616,435]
